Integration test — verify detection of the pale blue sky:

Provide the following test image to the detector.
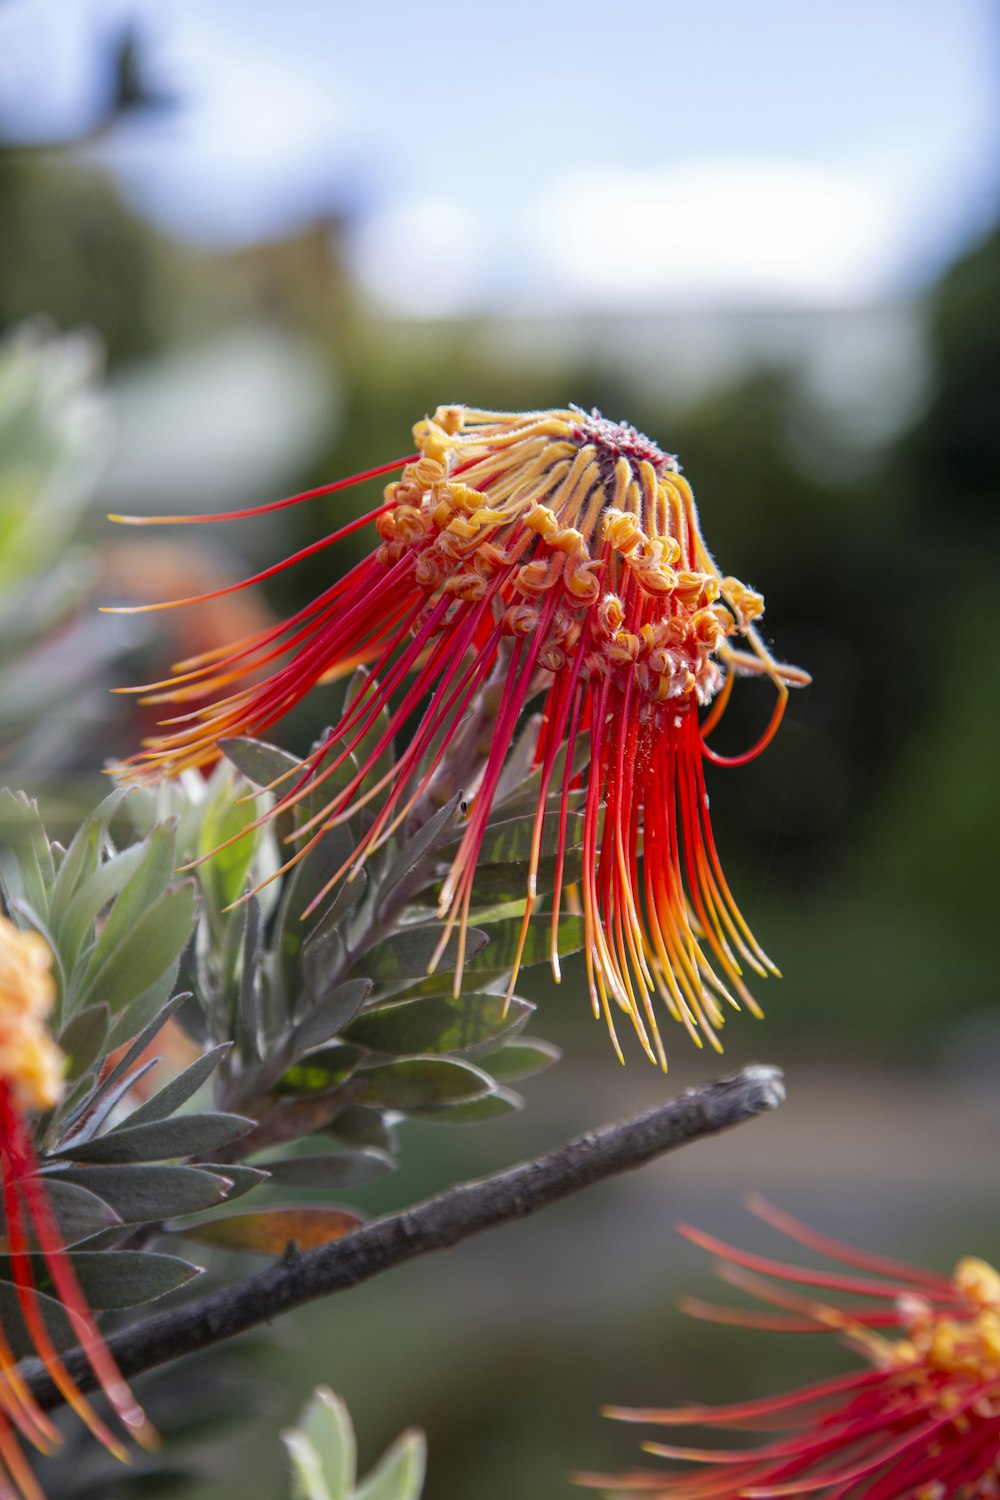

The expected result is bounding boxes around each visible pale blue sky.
[2,0,997,311]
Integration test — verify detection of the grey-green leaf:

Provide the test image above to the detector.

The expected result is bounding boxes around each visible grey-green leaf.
[377,793,463,909]
[465,809,584,867]
[56,840,148,972]
[57,1003,109,1081]
[122,1044,230,1127]
[287,981,372,1058]
[75,880,197,1013]
[48,1164,233,1221]
[357,1056,494,1110]
[463,914,584,973]
[197,770,265,912]
[221,736,304,790]
[298,1385,356,1500]
[280,1045,364,1097]
[407,1086,524,1125]
[355,1428,427,1500]
[262,1148,394,1190]
[0,1250,201,1310]
[50,787,126,919]
[197,1163,270,1201]
[480,1038,562,1081]
[30,1179,122,1244]
[345,992,532,1059]
[90,819,177,966]
[356,925,489,986]
[59,1113,251,1164]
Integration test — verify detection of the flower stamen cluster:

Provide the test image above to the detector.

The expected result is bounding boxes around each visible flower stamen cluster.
[0,920,63,1114]
[112,405,807,1067]
[0,915,152,1497]
[582,1198,1000,1499]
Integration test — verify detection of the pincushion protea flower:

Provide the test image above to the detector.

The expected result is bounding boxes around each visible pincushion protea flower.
[110,405,806,1067]
[578,1196,1000,1499]
[0,915,151,1498]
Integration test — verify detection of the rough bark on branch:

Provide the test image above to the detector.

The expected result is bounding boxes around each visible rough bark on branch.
[25,1063,785,1406]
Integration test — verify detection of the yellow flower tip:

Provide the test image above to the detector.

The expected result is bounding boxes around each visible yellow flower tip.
[0,916,64,1113]
[954,1256,1000,1309]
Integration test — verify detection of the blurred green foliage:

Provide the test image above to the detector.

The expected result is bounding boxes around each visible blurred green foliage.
[283,1386,425,1500]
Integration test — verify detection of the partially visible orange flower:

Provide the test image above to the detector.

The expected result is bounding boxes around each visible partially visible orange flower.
[579,1196,1000,1499]
[111,406,806,1066]
[0,915,152,1499]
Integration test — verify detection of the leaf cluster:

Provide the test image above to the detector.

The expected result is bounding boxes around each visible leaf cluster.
[284,1387,425,1500]
[0,673,581,1304]
[164,702,577,1229]
[0,789,260,1344]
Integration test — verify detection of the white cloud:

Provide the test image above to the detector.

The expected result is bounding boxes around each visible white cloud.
[528,160,901,308]
[348,196,490,318]
[348,158,906,317]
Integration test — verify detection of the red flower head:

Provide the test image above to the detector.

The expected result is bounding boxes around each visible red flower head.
[111,406,807,1066]
[580,1196,1000,1498]
[0,915,152,1498]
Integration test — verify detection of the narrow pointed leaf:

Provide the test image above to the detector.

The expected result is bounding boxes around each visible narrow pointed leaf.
[91,820,177,963]
[106,959,184,1049]
[58,1058,158,1148]
[186,1206,363,1255]
[221,736,304,790]
[0,789,53,923]
[300,1385,356,1500]
[56,1003,109,1081]
[21,1179,121,1244]
[287,980,372,1057]
[121,1044,230,1127]
[237,892,265,1059]
[56,840,148,971]
[197,770,264,911]
[72,993,186,1125]
[469,846,584,905]
[50,788,126,918]
[464,809,585,867]
[48,1164,233,1222]
[58,1112,251,1163]
[76,880,196,1013]
[300,876,367,1007]
[285,1431,334,1500]
[197,1163,270,1201]
[377,793,463,909]
[355,1429,427,1500]
[0,1251,200,1310]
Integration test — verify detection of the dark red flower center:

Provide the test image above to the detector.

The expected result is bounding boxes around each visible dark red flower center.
[568,404,679,484]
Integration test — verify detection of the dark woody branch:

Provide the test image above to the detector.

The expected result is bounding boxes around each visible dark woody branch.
[25,1064,784,1407]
